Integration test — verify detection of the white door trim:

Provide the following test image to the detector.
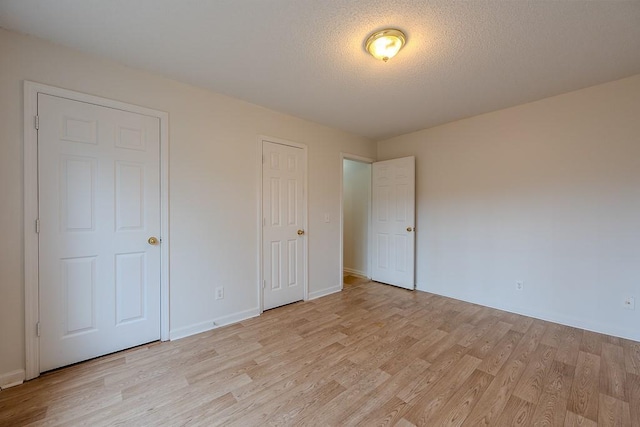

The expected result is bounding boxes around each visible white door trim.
[257,136,308,313]
[339,153,375,290]
[23,81,170,380]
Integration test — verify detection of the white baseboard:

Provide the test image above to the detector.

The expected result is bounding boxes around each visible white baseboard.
[169,307,260,341]
[309,285,342,300]
[0,369,25,389]
[343,267,367,277]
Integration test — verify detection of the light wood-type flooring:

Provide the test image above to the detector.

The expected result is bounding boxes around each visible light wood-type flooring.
[1,277,639,426]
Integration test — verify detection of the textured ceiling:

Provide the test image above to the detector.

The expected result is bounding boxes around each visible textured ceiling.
[1,1,639,140]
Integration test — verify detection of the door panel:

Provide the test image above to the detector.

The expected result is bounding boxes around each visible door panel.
[115,252,146,324]
[61,256,97,336]
[38,93,161,372]
[263,141,306,310]
[371,156,415,290]
[115,162,145,230]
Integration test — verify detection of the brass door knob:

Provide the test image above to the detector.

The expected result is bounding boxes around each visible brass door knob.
[406,227,414,232]
[297,230,305,236]
[148,236,159,245]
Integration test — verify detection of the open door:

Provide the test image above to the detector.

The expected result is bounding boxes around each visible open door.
[371,156,415,290]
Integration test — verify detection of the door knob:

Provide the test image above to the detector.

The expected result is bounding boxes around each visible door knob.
[148,236,159,245]
[297,229,305,236]
[406,227,414,232]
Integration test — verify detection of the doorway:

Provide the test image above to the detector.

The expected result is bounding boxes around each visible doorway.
[341,155,373,286]
[340,154,416,291]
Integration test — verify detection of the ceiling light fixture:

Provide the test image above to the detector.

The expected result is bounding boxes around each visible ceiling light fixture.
[365,28,406,62]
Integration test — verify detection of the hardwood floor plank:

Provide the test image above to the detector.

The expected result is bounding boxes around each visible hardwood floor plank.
[394,418,418,427]
[530,360,575,427]
[353,396,408,426]
[456,316,501,348]
[466,321,512,359]
[509,315,535,334]
[232,341,346,402]
[378,329,447,376]
[324,358,431,426]
[512,344,557,404]
[564,410,598,426]
[264,379,346,426]
[130,390,237,426]
[597,393,631,426]
[477,329,524,376]
[0,405,47,427]
[1,279,638,426]
[228,378,345,426]
[298,368,391,426]
[624,340,640,376]
[438,304,483,333]
[555,326,581,366]
[424,369,494,426]
[604,335,623,346]
[419,324,475,363]
[461,321,546,426]
[467,306,499,326]
[397,345,470,403]
[541,323,565,348]
[494,395,535,426]
[347,334,418,367]
[33,392,123,426]
[627,372,640,426]
[401,355,482,425]
[599,342,627,401]
[580,330,604,356]
[567,351,601,422]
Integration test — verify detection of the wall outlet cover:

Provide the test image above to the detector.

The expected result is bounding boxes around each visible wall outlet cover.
[623,296,635,310]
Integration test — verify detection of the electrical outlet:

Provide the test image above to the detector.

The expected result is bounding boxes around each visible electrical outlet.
[516,281,524,291]
[215,286,224,300]
[623,296,635,310]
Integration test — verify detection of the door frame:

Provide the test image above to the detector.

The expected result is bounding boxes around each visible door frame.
[339,153,374,289]
[257,136,309,313]
[23,81,170,380]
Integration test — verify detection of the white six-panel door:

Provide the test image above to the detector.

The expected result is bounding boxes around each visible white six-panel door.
[262,141,306,310]
[371,156,416,290]
[38,93,161,372]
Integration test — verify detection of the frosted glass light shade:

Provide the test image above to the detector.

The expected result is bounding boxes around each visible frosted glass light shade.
[365,29,406,62]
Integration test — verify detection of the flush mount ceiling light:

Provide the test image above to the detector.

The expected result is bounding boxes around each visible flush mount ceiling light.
[365,28,406,62]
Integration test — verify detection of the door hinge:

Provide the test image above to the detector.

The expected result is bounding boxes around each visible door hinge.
[35,218,40,234]
[263,280,266,289]
[36,322,41,337]
[34,115,39,130]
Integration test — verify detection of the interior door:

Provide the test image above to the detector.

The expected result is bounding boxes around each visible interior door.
[371,156,415,290]
[38,93,161,372]
[262,141,306,310]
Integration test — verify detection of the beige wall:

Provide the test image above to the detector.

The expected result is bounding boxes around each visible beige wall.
[343,159,371,276]
[378,74,640,341]
[0,29,376,383]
